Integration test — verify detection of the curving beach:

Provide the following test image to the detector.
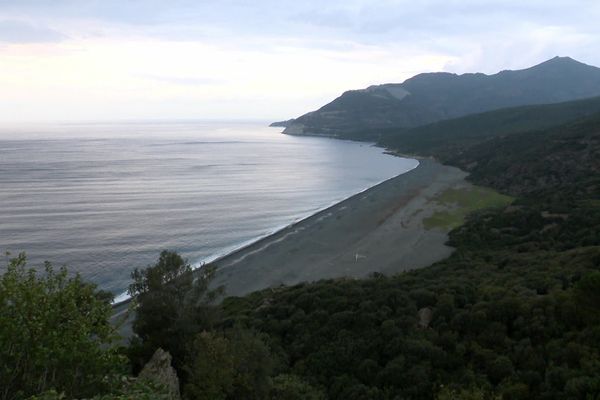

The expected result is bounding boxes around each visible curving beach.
[211,158,469,297]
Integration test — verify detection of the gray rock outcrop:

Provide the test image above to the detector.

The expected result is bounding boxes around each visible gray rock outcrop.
[138,348,181,400]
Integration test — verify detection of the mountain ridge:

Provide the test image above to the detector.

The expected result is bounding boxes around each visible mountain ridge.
[276,56,600,139]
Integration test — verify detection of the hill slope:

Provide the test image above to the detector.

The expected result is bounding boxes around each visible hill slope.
[278,57,600,138]
[379,95,600,161]
[448,114,600,197]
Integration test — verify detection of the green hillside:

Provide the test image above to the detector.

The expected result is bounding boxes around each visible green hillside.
[379,96,600,162]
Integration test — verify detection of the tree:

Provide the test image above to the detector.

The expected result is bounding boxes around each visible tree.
[127,251,222,372]
[574,271,600,323]
[436,386,500,400]
[183,328,274,400]
[183,331,234,400]
[28,379,172,400]
[269,375,326,400]
[0,253,123,400]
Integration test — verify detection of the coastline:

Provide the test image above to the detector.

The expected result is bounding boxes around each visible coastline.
[111,153,419,306]
[110,158,468,333]
[210,158,469,297]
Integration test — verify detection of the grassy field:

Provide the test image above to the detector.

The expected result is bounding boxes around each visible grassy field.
[423,186,513,230]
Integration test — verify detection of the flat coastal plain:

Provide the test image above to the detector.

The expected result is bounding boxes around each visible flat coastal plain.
[212,158,472,297]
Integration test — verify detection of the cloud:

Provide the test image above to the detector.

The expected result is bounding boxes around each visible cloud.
[0,0,600,122]
[0,19,66,43]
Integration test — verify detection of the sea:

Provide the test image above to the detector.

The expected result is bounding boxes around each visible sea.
[0,121,418,301]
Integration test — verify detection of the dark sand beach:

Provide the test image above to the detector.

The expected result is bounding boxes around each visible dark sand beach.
[211,158,469,297]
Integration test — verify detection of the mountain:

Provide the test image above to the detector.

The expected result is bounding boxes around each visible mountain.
[278,57,600,139]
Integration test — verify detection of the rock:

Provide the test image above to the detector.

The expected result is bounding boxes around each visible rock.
[417,307,432,329]
[138,348,181,400]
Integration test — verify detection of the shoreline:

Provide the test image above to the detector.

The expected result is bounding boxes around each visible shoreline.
[210,158,468,298]
[113,158,470,306]
[111,155,419,306]
[193,155,420,270]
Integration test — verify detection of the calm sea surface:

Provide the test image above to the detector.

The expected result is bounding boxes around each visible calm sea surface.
[0,121,418,299]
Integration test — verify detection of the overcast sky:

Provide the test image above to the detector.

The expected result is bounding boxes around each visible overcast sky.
[1,0,599,123]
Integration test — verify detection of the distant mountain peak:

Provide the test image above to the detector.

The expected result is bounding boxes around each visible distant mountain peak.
[549,55,573,61]
[530,56,594,70]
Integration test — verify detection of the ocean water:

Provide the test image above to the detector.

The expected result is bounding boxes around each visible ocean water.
[0,121,418,299]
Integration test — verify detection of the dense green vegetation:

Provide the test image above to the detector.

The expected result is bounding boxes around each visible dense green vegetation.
[126,251,326,399]
[0,254,124,400]
[445,116,600,198]
[126,250,222,374]
[0,254,177,400]
[379,96,600,161]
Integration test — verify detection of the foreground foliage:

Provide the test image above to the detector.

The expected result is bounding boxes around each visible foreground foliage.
[183,329,274,399]
[0,254,124,400]
[126,251,326,400]
[28,379,172,400]
[126,250,222,375]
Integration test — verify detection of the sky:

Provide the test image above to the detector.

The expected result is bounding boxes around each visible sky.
[0,0,599,123]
